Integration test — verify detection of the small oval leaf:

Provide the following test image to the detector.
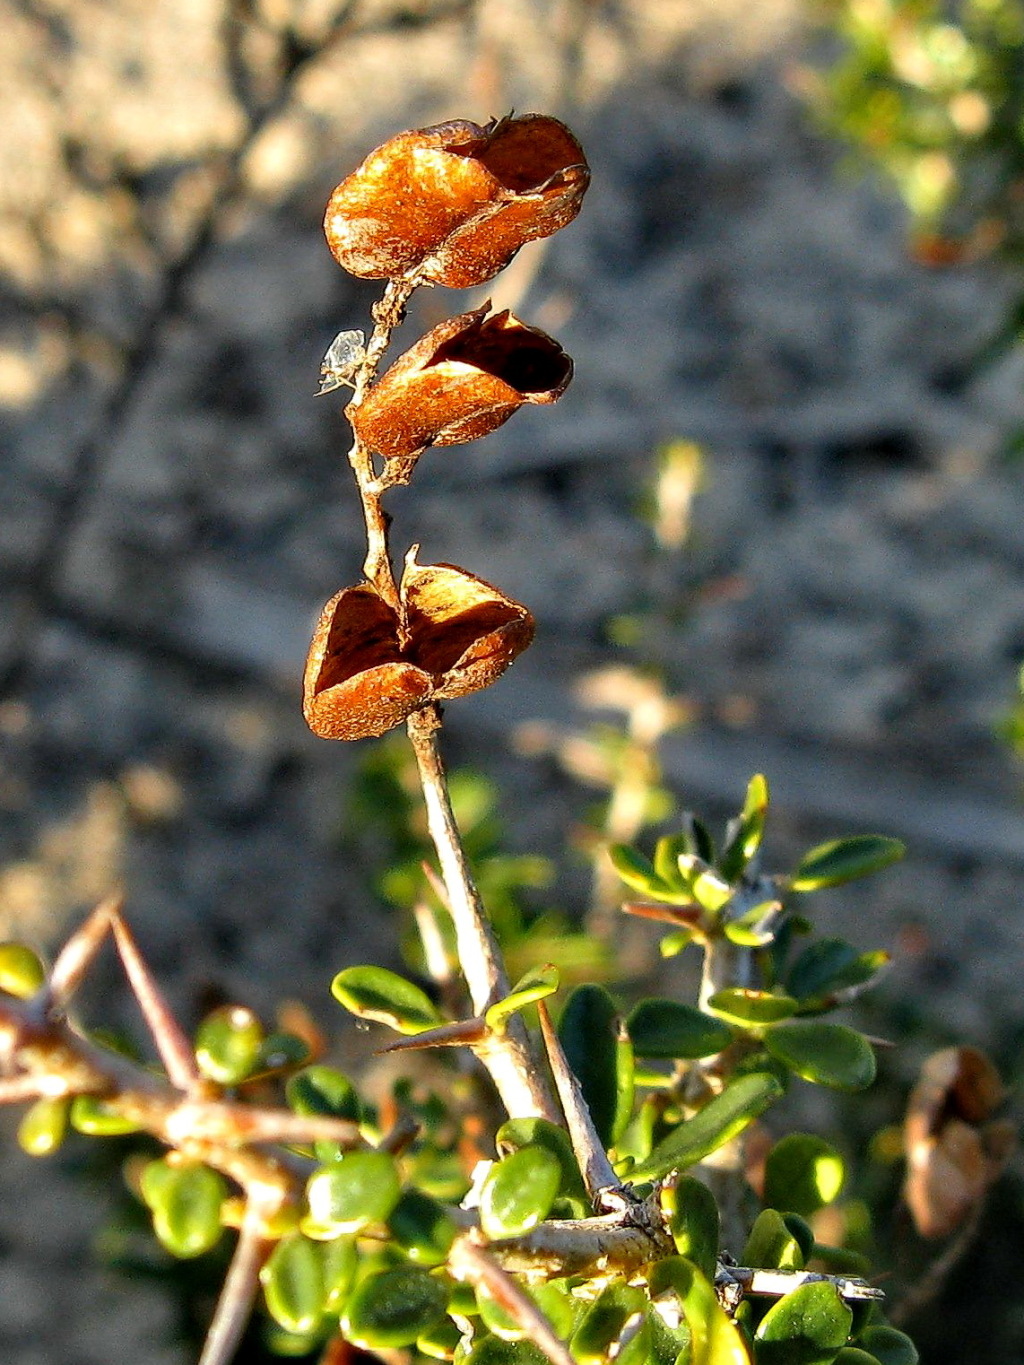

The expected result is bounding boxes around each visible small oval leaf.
[764,1022,876,1092]
[195,1005,264,1085]
[571,1283,646,1364]
[140,1159,228,1258]
[742,1208,804,1270]
[70,1095,140,1136]
[755,1281,853,1365]
[631,1072,783,1181]
[0,942,46,999]
[479,1145,561,1238]
[858,1326,919,1365]
[304,1152,401,1236]
[260,1234,326,1335]
[495,1116,588,1208]
[707,989,798,1028]
[485,964,560,1033]
[387,1188,457,1264]
[764,1134,846,1216]
[628,998,734,1059]
[659,1175,720,1280]
[559,984,634,1147]
[791,836,904,892]
[341,1266,448,1348]
[331,966,441,1035]
[17,1097,70,1157]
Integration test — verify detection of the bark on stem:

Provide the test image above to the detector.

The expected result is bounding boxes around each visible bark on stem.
[406,703,558,1121]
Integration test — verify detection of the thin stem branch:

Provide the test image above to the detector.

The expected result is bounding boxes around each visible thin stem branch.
[406,704,558,1122]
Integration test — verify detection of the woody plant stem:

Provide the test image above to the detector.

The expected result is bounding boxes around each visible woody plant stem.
[345,280,558,1123]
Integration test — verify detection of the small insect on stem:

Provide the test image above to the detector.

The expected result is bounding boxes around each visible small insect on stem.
[316,329,366,395]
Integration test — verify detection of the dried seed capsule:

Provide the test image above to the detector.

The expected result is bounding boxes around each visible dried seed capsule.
[303,555,534,741]
[324,114,589,287]
[349,306,572,461]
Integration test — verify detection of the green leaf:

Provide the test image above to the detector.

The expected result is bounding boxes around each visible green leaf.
[558,984,634,1147]
[331,966,441,1035]
[630,1072,783,1181]
[140,1159,227,1258]
[70,1095,140,1136]
[754,1282,853,1365]
[707,989,798,1028]
[763,1023,876,1092]
[720,773,770,882]
[682,814,716,865]
[0,943,45,999]
[782,1212,816,1263]
[834,1351,881,1365]
[256,1031,311,1074]
[659,1175,720,1280]
[653,1258,751,1365]
[194,1005,264,1085]
[608,844,674,897]
[655,833,694,890]
[496,1117,588,1208]
[479,1146,561,1238]
[304,1152,401,1237]
[466,1340,549,1365]
[260,1234,326,1335]
[679,857,733,913]
[321,1236,358,1312]
[17,1097,70,1157]
[485,964,560,1033]
[342,1266,448,1349]
[660,928,697,958]
[786,941,890,1011]
[723,899,783,947]
[742,1208,805,1270]
[418,1314,463,1361]
[287,1064,361,1165]
[858,1326,919,1365]
[628,998,733,1059]
[571,1283,647,1363]
[387,1188,456,1265]
[791,837,904,892]
[764,1134,846,1216]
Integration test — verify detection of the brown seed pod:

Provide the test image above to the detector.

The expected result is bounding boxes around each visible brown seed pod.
[303,555,534,741]
[324,114,589,287]
[349,307,572,461]
[903,1045,1014,1238]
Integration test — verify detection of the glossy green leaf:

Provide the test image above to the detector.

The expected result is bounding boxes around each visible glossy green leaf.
[558,984,633,1147]
[786,940,890,1011]
[679,857,733,913]
[485,964,560,1033]
[257,1031,311,1073]
[723,899,783,947]
[496,1117,588,1208]
[342,1266,448,1348]
[655,833,693,889]
[608,844,674,898]
[304,1152,401,1236]
[479,1145,561,1238]
[616,1304,688,1365]
[720,773,770,881]
[631,1071,784,1181]
[682,813,716,865]
[418,1314,463,1360]
[17,1097,70,1157]
[331,965,441,1035]
[655,1258,751,1365]
[321,1236,358,1312]
[742,1208,805,1270]
[858,1326,918,1365]
[571,1283,646,1363]
[0,943,45,999]
[763,1023,876,1092]
[287,1064,361,1165]
[194,1005,264,1085]
[466,1339,549,1365]
[140,1159,227,1258]
[707,989,798,1028]
[70,1095,140,1136]
[628,998,733,1059]
[791,837,904,892]
[834,1351,880,1365]
[387,1188,457,1264]
[754,1282,852,1365]
[260,1234,326,1335]
[660,928,698,958]
[764,1134,845,1216]
[782,1212,816,1263]
[660,1174,720,1280]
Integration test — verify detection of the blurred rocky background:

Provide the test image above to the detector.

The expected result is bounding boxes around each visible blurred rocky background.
[3,0,1024,1360]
